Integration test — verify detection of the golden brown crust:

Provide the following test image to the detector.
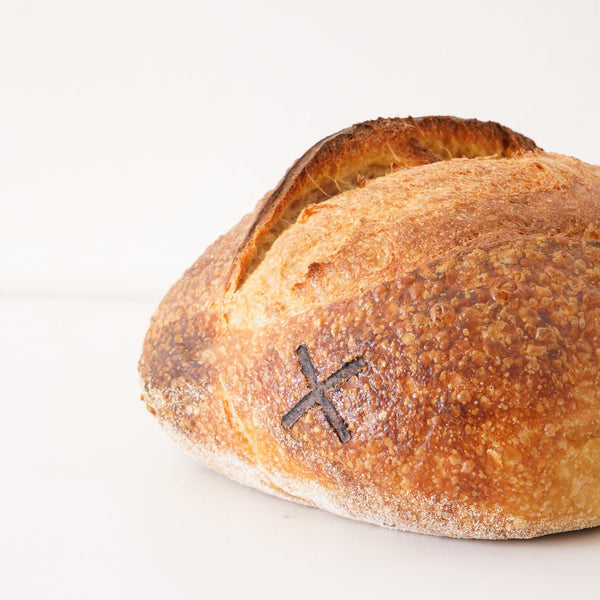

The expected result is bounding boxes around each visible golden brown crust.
[227,116,538,293]
[139,116,600,538]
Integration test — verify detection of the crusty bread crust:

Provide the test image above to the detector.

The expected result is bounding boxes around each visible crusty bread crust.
[139,116,600,538]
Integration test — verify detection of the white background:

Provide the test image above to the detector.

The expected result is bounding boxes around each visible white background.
[2,1,600,598]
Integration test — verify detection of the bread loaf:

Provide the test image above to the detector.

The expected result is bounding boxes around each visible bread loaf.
[139,116,600,538]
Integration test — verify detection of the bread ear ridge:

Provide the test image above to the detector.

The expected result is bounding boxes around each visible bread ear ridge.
[224,116,538,296]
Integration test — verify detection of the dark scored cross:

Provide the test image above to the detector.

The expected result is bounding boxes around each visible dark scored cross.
[281,344,366,444]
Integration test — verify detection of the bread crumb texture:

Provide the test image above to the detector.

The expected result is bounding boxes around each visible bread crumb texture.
[140,117,600,538]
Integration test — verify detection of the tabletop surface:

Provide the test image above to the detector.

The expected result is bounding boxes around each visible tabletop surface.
[2,295,599,599]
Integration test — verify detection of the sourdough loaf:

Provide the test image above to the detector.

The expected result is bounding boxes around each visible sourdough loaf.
[139,116,600,538]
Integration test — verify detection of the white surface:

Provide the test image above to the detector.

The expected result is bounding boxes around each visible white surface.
[2,1,600,598]
[2,296,600,600]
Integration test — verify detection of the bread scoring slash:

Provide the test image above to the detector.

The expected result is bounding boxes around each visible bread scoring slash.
[139,116,600,539]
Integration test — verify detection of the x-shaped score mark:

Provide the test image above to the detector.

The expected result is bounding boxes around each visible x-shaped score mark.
[281,344,366,444]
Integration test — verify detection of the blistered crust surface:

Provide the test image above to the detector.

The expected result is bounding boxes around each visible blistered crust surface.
[139,117,600,538]
[145,235,600,538]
